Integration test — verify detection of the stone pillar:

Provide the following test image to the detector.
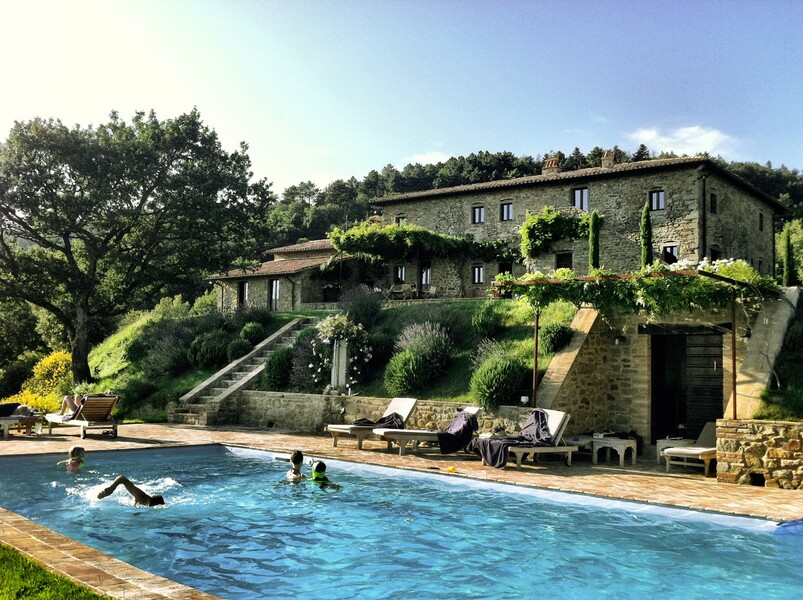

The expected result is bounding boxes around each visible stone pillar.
[330,339,349,393]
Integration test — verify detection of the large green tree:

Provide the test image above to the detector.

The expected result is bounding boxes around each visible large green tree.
[0,109,270,382]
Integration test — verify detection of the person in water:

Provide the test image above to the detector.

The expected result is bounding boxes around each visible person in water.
[57,446,85,473]
[287,450,306,481]
[97,475,165,507]
[309,460,339,489]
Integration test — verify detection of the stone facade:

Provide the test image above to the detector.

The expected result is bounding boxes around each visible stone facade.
[372,157,782,295]
[211,239,366,312]
[717,419,803,489]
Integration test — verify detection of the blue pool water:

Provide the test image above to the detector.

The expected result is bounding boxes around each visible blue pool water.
[0,445,800,599]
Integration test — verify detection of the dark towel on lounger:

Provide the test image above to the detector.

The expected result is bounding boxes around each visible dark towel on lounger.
[437,410,479,455]
[352,412,404,430]
[468,409,553,469]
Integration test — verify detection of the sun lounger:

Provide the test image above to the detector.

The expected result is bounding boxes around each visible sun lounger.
[470,408,577,469]
[0,403,20,440]
[505,409,578,468]
[373,406,482,455]
[662,421,717,476]
[45,395,118,439]
[326,397,417,450]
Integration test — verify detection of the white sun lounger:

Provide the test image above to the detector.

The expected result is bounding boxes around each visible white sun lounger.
[373,406,482,455]
[662,421,717,477]
[503,409,579,469]
[326,397,417,450]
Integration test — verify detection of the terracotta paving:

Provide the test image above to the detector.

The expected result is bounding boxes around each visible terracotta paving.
[2,423,802,599]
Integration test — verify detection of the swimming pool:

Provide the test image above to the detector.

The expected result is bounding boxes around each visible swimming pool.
[0,445,800,599]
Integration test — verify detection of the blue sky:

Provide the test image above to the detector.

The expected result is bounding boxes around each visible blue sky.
[1,0,801,195]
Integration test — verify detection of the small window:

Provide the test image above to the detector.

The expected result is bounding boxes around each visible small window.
[709,193,717,214]
[758,258,763,274]
[555,252,573,270]
[759,212,764,231]
[472,266,485,284]
[237,281,248,309]
[394,265,406,284]
[709,246,720,261]
[472,205,485,224]
[662,245,679,264]
[498,262,513,275]
[649,190,665,211]
[395,214,407,226]
[572,187,589,211]
[420,261,432,286]
[500,202,514,221]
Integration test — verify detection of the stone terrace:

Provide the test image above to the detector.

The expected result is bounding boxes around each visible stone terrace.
[2,423,803,599]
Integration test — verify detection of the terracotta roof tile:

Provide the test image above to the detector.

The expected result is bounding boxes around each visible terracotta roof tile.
[268,239,333,253]
[370,156,784,210]
[209,256,336,280]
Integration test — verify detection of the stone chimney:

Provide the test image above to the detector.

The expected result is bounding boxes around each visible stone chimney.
[542,157,561,175]
[601,149,616,169]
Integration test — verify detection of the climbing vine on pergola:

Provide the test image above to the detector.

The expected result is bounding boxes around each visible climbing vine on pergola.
[495,259,779,415]
[329,222,519,263]
[495,260,777,318]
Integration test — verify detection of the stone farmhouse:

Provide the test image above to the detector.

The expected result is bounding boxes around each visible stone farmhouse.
[210,239,367,312]
[208,153,797,462]
[370,154,786,298]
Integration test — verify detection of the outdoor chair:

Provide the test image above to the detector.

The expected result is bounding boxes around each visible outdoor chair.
[662,421,717,476]
[45,394,119,439]
[373,406,482,455]
[326,397,418,450]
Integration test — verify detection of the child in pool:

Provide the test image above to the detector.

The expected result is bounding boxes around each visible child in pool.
[57,446,85,473]
[309,460,340,490]
[286,450,306,482]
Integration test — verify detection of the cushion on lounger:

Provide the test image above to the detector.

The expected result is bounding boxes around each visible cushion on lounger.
[0,403,21,418]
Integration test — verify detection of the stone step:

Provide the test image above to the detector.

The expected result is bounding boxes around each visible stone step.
[167,412,204,425]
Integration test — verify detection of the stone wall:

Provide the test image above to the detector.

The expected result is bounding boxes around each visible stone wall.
[230,390,532,435]
[379,164,777,287]
[706,173,775,276]
[717,419,803,489]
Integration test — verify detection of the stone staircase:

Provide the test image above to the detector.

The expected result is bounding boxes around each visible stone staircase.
[167,317,318,426]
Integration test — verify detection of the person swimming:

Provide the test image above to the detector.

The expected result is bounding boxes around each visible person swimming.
[287,450,306,482]
[57,446,85,473]
[97,475,165,507]
[309,460,340,490]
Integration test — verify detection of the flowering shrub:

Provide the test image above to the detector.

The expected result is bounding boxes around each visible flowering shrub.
[2,351,73,412]
[308,314,372,392]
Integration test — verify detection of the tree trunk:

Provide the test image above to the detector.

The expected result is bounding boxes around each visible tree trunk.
[70,306,93,383]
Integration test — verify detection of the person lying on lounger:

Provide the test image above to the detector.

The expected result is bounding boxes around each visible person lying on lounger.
[97,475,165,507]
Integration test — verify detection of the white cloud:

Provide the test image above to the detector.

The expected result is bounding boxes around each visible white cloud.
[405,151,452,166]
[627,126,738,158]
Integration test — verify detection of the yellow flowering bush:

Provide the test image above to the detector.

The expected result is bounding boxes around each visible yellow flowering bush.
[2,352,73,413]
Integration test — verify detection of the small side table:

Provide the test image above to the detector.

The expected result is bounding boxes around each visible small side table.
[592,437,637,467]
[655,438,695,464]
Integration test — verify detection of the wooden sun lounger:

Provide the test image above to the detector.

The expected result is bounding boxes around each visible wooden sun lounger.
[45,395,119,439]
